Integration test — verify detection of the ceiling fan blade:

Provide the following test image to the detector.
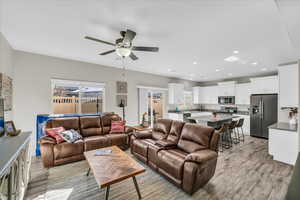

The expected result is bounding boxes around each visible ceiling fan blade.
[99,49,115,55]
[123,29,136,43]
[132,46,159,52]
[129,52,138,60]
[85,36,115,46]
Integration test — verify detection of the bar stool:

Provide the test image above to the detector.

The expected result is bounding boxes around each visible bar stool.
[228,120,239,144]
[216,123,230,151]
[235,118,245,142]
[186,119,197,124]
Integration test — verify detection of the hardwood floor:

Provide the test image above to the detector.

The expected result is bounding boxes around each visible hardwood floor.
[25,136,293,200]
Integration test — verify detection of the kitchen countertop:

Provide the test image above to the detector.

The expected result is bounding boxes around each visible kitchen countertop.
[188,115,238,123]
[268,122,297,132]
[0,132,32,176]
[168,109,250,115]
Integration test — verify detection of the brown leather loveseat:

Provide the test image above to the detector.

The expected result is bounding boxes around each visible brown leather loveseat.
[130,119,220,194]
[40,113,133,168]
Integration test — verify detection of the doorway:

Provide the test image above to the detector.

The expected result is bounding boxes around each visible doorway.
[138,87,167,127]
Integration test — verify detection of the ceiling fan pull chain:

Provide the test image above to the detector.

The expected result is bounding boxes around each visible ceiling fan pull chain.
[122,56,126,82]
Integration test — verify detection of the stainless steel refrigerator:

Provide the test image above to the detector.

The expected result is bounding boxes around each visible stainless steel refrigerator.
[250,94,278,139]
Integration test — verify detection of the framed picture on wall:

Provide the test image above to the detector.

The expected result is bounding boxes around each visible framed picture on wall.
[116,81,128,94]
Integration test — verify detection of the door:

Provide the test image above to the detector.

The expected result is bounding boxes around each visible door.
[250,95,262,137]
[261,94,278,138]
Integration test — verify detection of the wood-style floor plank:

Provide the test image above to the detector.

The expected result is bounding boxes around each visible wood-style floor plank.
[25,136,293,200]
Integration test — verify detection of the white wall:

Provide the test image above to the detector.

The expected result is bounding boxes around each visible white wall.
[0,32,14,120]
[13,50,197,152]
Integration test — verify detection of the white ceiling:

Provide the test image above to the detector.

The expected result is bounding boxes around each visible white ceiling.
[1,0,300,82]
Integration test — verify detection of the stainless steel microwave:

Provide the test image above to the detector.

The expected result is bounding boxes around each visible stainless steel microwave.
[218,96,235,105]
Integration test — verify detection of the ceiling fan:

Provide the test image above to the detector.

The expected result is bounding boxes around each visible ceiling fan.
[85,29,159,61]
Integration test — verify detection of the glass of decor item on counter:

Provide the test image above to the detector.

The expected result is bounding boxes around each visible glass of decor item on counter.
[212,112,217,118]
[288,108,298,125]
[5,121,21,136]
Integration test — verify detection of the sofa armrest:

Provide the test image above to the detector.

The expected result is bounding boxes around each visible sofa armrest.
[40,140,55,168]
[185,149,218,164]
[125,126,134,134]
[39,136,57,144]
[133,130,153,139]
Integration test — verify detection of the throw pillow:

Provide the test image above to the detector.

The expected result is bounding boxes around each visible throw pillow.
[45,127,66,143]
[110,120,125,134]
[60,129,82,143]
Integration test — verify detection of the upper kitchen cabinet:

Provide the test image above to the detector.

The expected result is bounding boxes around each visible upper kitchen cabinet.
[193,86,218,104]
[278,64,299,108]
[168,83,184,104]
[218,81,236,96]
[235,83,251,105]
[193,86,201,104]
[250,76,278,94]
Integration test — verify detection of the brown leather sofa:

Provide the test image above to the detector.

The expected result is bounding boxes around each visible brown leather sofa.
[130,119,220,194]
[39,113,133,168]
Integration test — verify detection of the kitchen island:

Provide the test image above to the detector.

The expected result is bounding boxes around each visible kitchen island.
[188,115,238,128]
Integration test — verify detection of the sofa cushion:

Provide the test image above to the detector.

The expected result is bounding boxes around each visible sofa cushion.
[152,119,173,140]
[101,113,122,134]
[178,124,214,153]
[53,140,84,160]
[158,149,188,180]
[106,134,127,146]
[60,129,82,143]
[80,116,102,137]
[50,117,80,132]
[167,121,185,143]
[83,135,110,151]
[110,121,125,134]
[45,127,65,143]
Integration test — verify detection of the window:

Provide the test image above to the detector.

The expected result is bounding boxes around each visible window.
[51,79,105,114]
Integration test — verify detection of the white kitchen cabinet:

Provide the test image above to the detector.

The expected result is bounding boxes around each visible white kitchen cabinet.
[235,83,251,105]
[218,81,236,96]
[193,87,201,104]
[269,126,298,165]
[193,86,218,104]
[168,83,184,104]
[233,114,250,135]
[278,64,299,108]
[250,76,278,94]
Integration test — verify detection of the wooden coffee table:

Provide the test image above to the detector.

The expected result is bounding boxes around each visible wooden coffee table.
[84,146,146,200]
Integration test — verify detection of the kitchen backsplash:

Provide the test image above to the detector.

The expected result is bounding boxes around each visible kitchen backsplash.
[168,104,201,111]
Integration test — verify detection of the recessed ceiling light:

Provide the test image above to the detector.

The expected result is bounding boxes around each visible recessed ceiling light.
[252,62,258,65]
[228,73,233,76]
[261,68,267,71]
[216,69,220,72]
[224,56,239,62]
[193,61,197,65]
[168,69,175,72]
[233,50,239,54]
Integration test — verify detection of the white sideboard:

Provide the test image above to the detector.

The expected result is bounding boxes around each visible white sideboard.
[269,123,298,165]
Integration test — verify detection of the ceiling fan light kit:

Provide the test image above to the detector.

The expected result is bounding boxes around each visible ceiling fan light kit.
[85,29,159,61]
[116,47,132,57]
